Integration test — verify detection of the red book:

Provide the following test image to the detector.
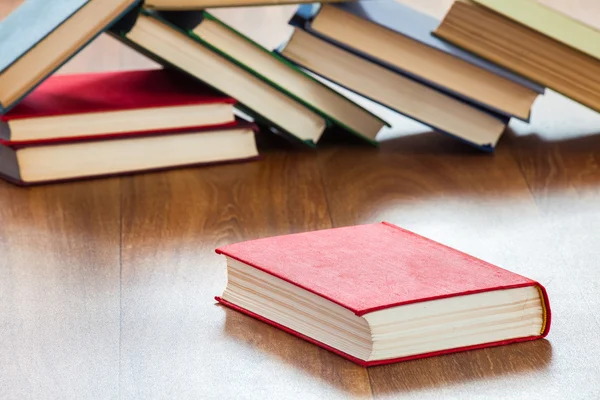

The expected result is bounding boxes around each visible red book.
[215,222,551,367]
[0,69,237,145]
[0,121,259,186]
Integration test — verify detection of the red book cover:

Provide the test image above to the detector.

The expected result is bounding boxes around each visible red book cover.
[215,222,551,366]
[0,69,238,145]
[2,68,235,119]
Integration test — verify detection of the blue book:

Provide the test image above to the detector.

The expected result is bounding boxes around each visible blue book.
[0,0,141,114]
[290,1,545,122]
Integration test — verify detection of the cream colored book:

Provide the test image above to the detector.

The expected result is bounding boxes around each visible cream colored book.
[435,0,600,113]
[473,0,600,60]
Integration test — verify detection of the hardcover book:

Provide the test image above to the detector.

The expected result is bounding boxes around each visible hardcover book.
[109,10,328,147]
[0,121,259,186]
[435,0,600,114]
[157,10,388,145]
[290,1,545,121]
[216,222,551,367]
[278,28,509,151]
[473,0,600,60]
[0,69,237,146]
[0,0,141,114]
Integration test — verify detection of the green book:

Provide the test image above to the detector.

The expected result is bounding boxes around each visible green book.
[110,10,331,147]
[156,10,389,146]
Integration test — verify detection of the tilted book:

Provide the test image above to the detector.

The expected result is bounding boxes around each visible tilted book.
[156,10,389,145]
[216,222,551,367]
[434,0,600,115]
[473,0,600,61]
[0,0,141,114]
[290,1,545,121]
[278,28,510,152]
[109,10,328,147]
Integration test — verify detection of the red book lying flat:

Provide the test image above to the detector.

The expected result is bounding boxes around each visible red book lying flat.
[0,69,236,145]
[0,121,259,186]
[215,222,551,367]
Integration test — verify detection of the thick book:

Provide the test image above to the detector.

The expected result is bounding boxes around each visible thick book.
[216,222,551,367]
[157,10,388,145]
[290,2,544,121]
[473,0,600,60]
[145,0,350,10]
[109,10,327,147]
[278,28,509,151]
[435,0,600,115]
[0,0,141,114]
[0,121,259,186]
[0,69,237,146]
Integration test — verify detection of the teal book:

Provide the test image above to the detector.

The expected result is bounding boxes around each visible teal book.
[0,0,141,114]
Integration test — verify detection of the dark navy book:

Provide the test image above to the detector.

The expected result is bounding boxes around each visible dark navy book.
[277,27,511,152]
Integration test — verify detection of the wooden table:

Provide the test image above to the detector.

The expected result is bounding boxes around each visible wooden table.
[2,1,599,399]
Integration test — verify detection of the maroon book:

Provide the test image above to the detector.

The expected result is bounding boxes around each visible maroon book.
[0,121,259,186]
[0,69,237,146]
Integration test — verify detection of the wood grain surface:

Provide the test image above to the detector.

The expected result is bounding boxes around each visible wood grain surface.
[1,1,599,399]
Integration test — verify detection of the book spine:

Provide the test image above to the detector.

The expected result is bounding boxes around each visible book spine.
[0,119,11,141]
[0,144,21,183]
[537,283,552,337]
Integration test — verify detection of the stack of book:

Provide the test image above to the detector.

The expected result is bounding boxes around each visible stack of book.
[2,0,598,186]
[0,1,560,366]
[0,70,259,185]
[0,0,391,185]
